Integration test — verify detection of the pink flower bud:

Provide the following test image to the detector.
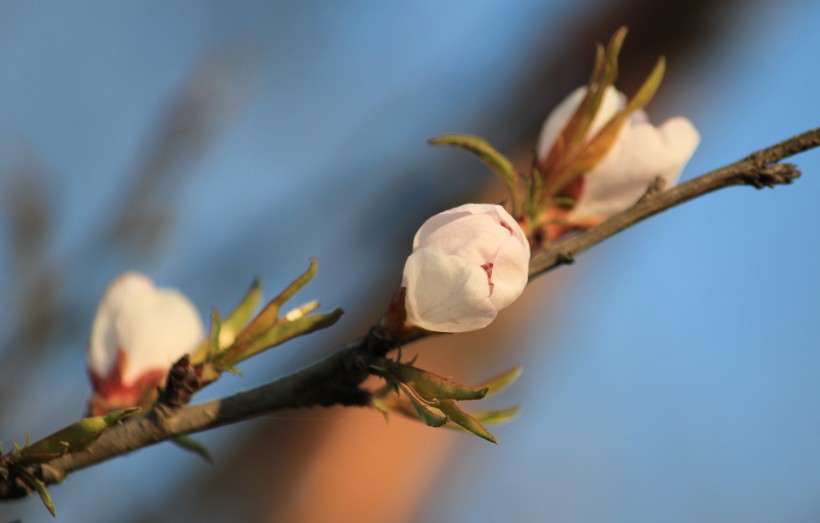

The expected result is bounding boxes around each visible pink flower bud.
[537,86,699,224]
[87,272,204,415]
[402,204,530,333]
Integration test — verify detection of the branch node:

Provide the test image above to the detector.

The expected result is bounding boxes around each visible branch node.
[748,163,800,189]
[636,176,666,204]
[555,251,575,265]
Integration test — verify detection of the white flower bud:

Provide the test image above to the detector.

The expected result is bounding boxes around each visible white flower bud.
[402,204,530,333]
[87,272,204,414]
[537,86,699,222]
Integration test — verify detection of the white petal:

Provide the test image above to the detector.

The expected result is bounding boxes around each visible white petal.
[571,115,699,220]
[414,203,506,247]
[417,213,509,266]
[88,272,154,378]
[403,249,496,333]
[88,272,205,385]
[488,236,530,310]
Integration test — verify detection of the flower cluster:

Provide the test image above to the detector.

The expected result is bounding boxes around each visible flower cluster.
[404,27,698,332]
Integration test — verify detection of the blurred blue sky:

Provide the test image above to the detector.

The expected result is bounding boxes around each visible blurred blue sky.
[1,1,819,522]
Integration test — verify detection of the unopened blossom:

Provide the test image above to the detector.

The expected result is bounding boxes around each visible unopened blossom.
[402,203,530,333]
[537,85,699,225]
[87,272,204,415]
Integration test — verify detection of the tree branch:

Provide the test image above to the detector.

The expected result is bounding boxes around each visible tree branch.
[2,127,818,500]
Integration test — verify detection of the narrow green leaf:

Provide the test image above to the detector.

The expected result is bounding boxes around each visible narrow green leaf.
[624,56,665,114]
[18,468,56,517]
[540,27,628,198]
[190,308,223,365]
[217,308,343,369]
[172,436,213,463]
[270,258,319,310]
[437,400,497,444]
[565,27,625,156]
[371,393,417,420]
[396,365,488,401]
[429,134,522,214]
[556,56,666,192]
[243,309,343,360]
[475,366,523,398]
[463,406,521,426]
[603,26,627,87]
[428,134,517,188]
[15,408,139,464]
[221,279,262,348]
[209,308,222,355]
[399,384,448,427]
[231,259,318,352]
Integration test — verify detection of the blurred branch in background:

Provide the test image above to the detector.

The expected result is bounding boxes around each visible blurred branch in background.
[0,47,251,427]
[107,46,251,257]
[0,147,61,404]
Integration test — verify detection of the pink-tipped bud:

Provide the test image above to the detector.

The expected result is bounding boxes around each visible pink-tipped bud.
[87,272,204,415]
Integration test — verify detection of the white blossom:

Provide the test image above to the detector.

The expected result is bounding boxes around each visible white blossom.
[402,204,530,333]
[537,86,699,222]
[87,272,204,413]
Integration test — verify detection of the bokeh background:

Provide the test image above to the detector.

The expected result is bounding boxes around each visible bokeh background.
[2,1,820,521]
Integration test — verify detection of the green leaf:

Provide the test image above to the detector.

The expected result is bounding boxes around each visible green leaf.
[16,467,56,517]
[269,259,319,311]
[437,400,497,444]
[208,308,222,357]
[172,436,213,463]
[371,392,416,419]
[221,279,262,344]
[459,406,520,426]
[15,408,140,465]
[240,309,343,362]
[428,134,517,187]
[429,134,521,214]
[475,366,523,398]
[399,384,448,428]
[215,308,343,370]
[219,279,262,349]
[33,477,56,517]
[624,56,665,114]
[231,259,318,352]
[558,55,665,187]
[190,308,223,365]
[540,26,628,199]
[396,365,489,401]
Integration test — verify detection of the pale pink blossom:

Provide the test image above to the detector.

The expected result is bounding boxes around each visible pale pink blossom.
[87,272,204,414]
[537,86,699,223]
[402,204,530,333]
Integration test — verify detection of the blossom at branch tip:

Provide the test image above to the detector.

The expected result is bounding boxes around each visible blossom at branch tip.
[87,272,204,415]
[537,85,699,226]
[402,204,530,333]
